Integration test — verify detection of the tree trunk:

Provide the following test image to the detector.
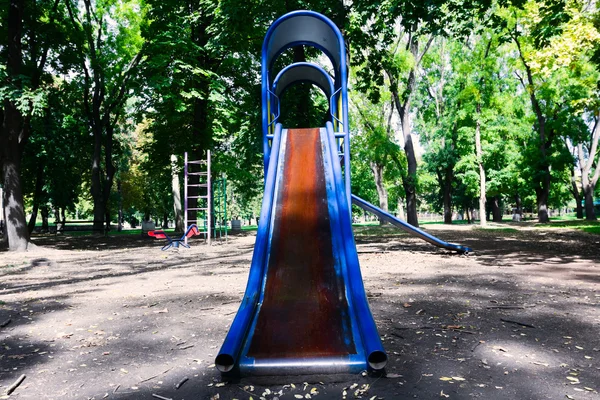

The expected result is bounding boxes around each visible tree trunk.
[27,161,45,234]
[1,157,29,250]
[171,154,184,232]
[515,193,523,219]
[492,196,502,222]
[442,168,453,224]
[390,37,430,228]
[514,36,552,224]
[400,107,419,226]
[91,115,104,232]
[536,164,551,223]
[162,211,169,229]
[1,0,29,251]
[475,104,486,226]
[397,197,406,220]
[370,161,388,225]
[117,180,123,231]
[0,187,6,244]
[570,165,584,219]
[41,205,49,232]
[578,120,599,221]
[104,125,116,234]
[583,179,596,220]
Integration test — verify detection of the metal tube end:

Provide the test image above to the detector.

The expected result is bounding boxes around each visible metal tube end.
[368,351,387,370]
[216,354,235,373]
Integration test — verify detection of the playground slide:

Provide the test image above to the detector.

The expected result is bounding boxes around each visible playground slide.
[351,195,472,254]
[215,123,387,376]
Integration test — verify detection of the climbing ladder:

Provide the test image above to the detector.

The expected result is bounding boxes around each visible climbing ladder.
[184,151,211,245]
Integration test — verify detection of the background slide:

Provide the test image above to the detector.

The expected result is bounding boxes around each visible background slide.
[215,124,386,376]
[351,195,472,254]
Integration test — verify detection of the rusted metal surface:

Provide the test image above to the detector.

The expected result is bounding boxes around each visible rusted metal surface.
[247,128,356,359]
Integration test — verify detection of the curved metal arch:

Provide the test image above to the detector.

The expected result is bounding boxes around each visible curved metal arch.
[261,11,350,205]
[270,62,336,127]
[273,62,334,100]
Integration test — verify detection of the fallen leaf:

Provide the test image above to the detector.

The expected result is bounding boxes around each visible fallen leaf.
[294,395,304,399]
[387,373,403,378]
[439,377,453,381]
[403,303,412,308]
[531,361,549,367]
[452,377,466,381]
[440,390,450,398]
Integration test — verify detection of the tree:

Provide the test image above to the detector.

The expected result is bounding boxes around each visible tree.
[575,112,600,220]
[65,0,146,233]
[0,0,65,250]
[350,77,405,223]
[348,0,502,227]
[501,0,600,222]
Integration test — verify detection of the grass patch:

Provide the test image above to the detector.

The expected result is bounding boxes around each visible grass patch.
[473,227,518,233]
[353,225,409,237]
[535,219,600,235]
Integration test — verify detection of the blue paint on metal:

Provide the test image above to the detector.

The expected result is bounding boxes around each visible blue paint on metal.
[261,11,351,209]
[320,128,366,366]
[324,123,387,369]
[236,129,288,373]
[351,194,472,254]
[215,123,283,373]
[271,62,336,123]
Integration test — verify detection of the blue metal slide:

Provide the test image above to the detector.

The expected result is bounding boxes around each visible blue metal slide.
[351,195,472,254]
[215,123,387,375]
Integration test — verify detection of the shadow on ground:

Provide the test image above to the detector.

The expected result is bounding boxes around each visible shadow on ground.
[0,226,598,399]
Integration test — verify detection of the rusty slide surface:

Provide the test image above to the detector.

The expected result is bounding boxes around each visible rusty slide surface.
[247,128,356,359]
[216,125,386,376]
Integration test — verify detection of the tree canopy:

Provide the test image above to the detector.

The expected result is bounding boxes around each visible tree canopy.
[1,0,599,250]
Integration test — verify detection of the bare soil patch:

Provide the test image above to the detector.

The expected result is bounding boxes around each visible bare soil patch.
[0,224,598,399]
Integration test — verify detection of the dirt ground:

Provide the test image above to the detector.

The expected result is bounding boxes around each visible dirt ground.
[0,223,599,400]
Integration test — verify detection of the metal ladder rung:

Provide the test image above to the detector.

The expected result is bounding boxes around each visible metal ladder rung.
[186,184,208,187]
[187,207,208,211]
[187,160,206,165]
[187,172,208,176]
[187,195,207,199]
